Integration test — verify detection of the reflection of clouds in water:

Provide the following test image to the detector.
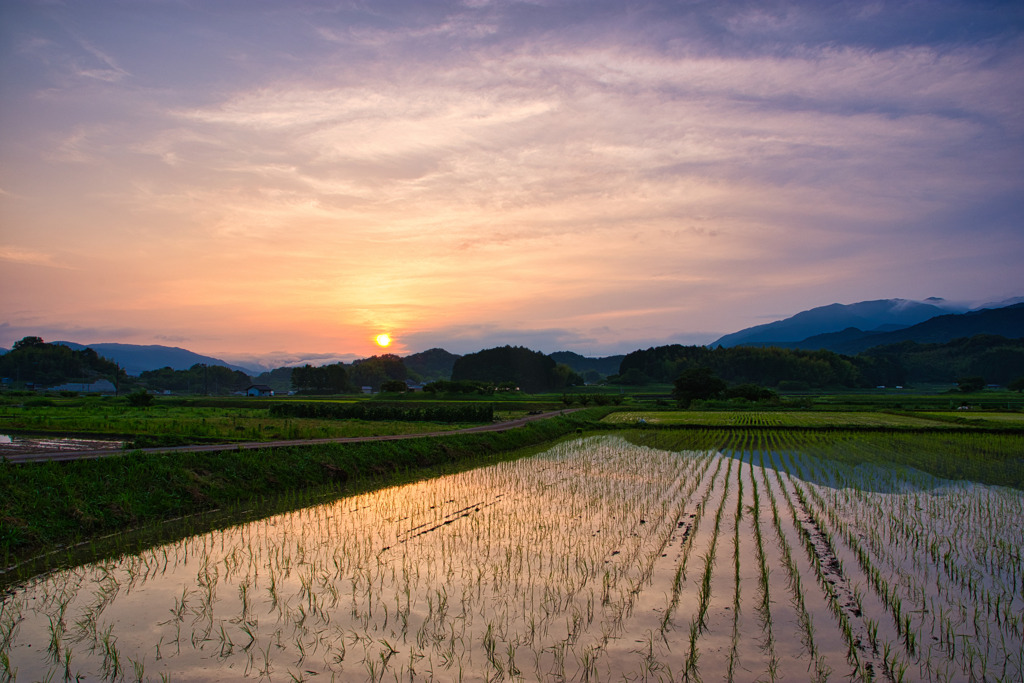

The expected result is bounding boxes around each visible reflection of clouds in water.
[3,434,1021,682]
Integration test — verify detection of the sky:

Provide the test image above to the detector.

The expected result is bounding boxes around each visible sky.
[2,0,1022,369]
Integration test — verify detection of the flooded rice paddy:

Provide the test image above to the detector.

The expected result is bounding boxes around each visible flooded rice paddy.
[1,434,1022,681]
[0,434,125,455]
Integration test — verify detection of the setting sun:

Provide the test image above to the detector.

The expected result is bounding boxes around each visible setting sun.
[375,334,392,348]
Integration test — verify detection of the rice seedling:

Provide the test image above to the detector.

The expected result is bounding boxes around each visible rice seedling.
[1,430,1021,681]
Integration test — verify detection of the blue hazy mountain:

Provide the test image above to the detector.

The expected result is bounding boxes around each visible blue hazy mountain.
[785,303,1024,355]
[711,298,967,347]
[53,342,256,376]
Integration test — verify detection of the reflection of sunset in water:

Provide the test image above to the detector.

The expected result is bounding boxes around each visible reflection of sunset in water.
[3,435,1022,682]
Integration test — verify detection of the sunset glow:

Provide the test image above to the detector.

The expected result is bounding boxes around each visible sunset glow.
[1,1,1021,368]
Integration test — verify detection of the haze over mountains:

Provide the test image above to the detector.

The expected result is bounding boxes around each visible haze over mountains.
[25,297,1024,376]
[51,342,254,376]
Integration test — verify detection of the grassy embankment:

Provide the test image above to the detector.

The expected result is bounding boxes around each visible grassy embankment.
[0,407,607,587]
[0,396,563,446]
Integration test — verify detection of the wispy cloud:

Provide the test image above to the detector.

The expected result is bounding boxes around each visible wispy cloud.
[1,1,1021,358]
[0,246,69,269]
[72,37,130,82]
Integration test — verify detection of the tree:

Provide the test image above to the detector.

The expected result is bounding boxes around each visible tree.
[380,379,408,393]
[1009,377,1024,392]
[126,390,154,406]
[724,383,779,402]
[348,355,407,392]
[610,368,651,385]
[672,367,726,407]
[553,363,585,388]
[12,336,45,351]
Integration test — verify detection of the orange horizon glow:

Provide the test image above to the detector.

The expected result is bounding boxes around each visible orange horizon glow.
[1,2,1020,364]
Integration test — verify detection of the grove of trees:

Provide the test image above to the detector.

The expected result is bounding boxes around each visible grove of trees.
[0,337,125,388]
[290,363,349,394]
[451,346,581,393]
[137,364,251,395]
[616,335,1024,389]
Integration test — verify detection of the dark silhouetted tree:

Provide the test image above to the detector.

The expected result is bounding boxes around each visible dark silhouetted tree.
[672,367,727,407]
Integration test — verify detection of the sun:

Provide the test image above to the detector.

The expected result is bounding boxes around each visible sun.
[375,333,392,348]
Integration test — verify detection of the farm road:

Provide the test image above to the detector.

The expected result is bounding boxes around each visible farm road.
[1,410,577,464]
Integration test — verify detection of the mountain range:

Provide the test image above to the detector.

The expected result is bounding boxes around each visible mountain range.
[712,297,967,347]
[19,296,1024,377]
[51,342,255,376]
[776,304,1024,355]
[711,298,1024,353]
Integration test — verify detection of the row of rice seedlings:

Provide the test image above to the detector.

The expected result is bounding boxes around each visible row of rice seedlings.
[799,446,940,670]
[785,446,917,681]
[2,436,719,681]
[766,447,880,681]
[754,440,832,682]
[746,443,780,682]
[691,433,774,683]
[4,430,1020,681]
[726,447,746,682]
[783,432,1024,682]
[670,451,730,681]
[659,451,723,637]
[803,434,1024,673]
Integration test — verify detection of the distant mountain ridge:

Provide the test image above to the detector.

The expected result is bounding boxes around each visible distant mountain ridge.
[53,342,254,376]
[712,298,968,347]
[783,303,1024,354]
[25,296,1023,379]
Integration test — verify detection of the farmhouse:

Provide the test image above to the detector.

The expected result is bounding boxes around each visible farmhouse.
[246,384,274,397]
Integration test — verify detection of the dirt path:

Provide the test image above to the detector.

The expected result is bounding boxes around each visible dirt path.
[1,410,578,464]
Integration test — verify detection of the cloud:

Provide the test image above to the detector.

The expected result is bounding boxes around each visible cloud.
[72,37,130,82]
[1,1,1021,359]
[0,246,69,269]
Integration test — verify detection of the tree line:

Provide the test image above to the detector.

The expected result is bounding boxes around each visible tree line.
[6,334,1022,396]
[614,335,1024,388]
[0,337,125,388]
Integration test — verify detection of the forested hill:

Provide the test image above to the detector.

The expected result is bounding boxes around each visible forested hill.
[617,335,1024,387]
[617,345,862,388]
[403,348,460,382]
[0,337,125,387]
[451,346,569,393]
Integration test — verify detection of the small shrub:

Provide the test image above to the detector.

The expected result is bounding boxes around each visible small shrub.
[127,391,154,407]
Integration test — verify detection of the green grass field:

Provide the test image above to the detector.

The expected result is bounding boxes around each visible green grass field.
[603,409,1024,429]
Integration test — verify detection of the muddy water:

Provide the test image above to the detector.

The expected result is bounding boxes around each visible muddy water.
[1,435,1021,682]
[0,433,125,454]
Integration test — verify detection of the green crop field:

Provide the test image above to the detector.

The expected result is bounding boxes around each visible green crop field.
[602,409,1024,429]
